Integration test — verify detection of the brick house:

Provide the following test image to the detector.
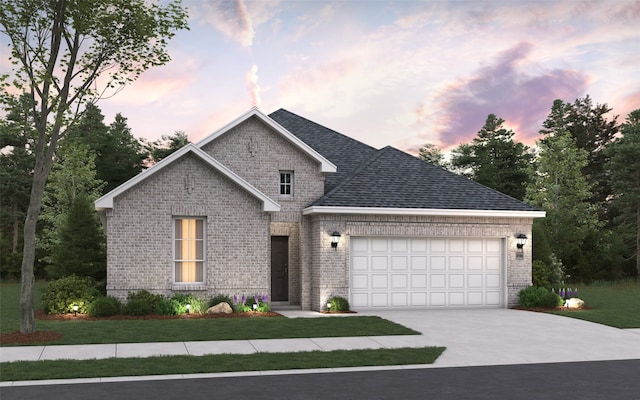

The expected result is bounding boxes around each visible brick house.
[95,108,545,311]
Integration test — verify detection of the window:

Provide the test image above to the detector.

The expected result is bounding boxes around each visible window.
[280,171,293,196]
[174,218,205,283]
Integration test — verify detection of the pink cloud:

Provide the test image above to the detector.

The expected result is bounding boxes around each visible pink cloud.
[425,42,589,148]
[200,0,255,48]
[245,64,261,107]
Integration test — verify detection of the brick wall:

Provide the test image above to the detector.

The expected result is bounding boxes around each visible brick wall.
[106,154,271,301]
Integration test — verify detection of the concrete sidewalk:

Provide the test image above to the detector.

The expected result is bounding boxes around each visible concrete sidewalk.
[1,309,639,386]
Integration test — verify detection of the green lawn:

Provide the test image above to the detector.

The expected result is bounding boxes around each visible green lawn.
[0,282,445,381]
[0,283,418,345]
[0,347,446,382]
[548,281,640,328]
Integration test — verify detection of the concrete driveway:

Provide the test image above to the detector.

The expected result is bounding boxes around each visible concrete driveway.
[359,308,640,367]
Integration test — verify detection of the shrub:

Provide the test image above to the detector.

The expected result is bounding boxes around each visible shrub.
[171,293,207,314]
[122,298,154,316]
[41,275,96,314]
[87,296,121,317]
[327,296,350,312]
[518,286,561,308]
[155,299,184,315]
[532,256,565,288]
[237,294,270,312]
[126,290,164,311]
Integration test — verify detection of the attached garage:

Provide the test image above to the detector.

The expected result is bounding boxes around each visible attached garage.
[349,236,505,309]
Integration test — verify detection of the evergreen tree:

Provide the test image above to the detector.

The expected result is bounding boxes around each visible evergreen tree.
[145,131,190,164]
[450,114,533,200]
[607,109,640,279]
[418,143,448,168]
[48,193,106,281]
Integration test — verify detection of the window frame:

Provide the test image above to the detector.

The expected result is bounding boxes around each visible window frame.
[279,170,293,197]
[172,217,206,284]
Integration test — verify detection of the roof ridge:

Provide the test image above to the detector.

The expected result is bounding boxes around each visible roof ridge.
[272,109,378,152]
[311,146,391,205]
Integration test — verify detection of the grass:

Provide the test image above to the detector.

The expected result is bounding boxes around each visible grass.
[0,282,443,381]
[0,283,418,345]
[0,347,445,382]
[547,280,640,328]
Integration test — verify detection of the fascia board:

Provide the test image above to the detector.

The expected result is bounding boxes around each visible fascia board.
[95,144,280,213]
[195,107,337,174]
[302,206,546,218]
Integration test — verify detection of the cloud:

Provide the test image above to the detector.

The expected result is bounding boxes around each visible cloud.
[422,42,590,148]
[246,64,261,107]
[200,0,255,48]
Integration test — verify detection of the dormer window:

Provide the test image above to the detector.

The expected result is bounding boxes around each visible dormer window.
[280,171,293,196]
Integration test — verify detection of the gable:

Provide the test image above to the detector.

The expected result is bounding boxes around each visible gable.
[95,144,280,213]
[196,107,336,174]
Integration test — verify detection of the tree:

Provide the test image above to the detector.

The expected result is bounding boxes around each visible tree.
[540,96,619,218]
[450,114,533,200]
[607,109,640,279]
[526,130,600,279]
[66,104,145,193]
[0,94,36,278]
[145,131,190,164]
[39,138,104,276]
[0,0,188,333]
[418,143,447,168]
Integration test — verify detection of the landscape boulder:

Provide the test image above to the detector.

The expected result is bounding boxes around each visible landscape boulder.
[206,302,233,314]
[564,298,585,309]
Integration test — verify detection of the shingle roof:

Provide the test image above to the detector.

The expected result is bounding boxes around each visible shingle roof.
[269,109,377,192]
[269,109,541,213]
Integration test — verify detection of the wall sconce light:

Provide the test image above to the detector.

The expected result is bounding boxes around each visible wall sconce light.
[186,303,191,314]
[73,304,79,317]
[331,231,341,249]
[516,234,528,249]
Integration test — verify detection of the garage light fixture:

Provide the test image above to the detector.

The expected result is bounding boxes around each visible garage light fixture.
[516,234,528,249]
[331,231,341,249]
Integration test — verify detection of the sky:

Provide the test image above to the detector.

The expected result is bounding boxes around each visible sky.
[7,0,640,154]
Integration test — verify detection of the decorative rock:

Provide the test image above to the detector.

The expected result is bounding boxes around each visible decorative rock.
[564,298,585,309]
[206,302,233,314]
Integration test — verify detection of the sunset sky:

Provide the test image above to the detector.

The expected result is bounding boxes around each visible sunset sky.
[7,0,640,154]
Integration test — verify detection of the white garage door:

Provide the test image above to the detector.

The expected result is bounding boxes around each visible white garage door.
[350,237,504,309]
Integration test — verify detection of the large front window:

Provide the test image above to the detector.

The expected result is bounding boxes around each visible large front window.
[174,218,204,283]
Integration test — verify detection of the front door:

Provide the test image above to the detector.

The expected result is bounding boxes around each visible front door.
[271,236,289,302]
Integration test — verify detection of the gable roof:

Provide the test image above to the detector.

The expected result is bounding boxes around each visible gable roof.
[303,146,544,217]
[269,109,378,192]
[197,107,336,174]
[95,144,280,212]
[269,109,543,217]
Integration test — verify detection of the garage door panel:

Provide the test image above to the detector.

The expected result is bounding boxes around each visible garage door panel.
[371,293,388,307]
[391,274,408,289]
[351,237,504,310]
[391,256,407,270]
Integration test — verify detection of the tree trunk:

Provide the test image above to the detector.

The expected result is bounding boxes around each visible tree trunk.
[20,148,54,333]
[12,203,19,253]
[636,205,639,281]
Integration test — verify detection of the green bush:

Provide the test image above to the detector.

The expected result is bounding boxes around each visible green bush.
[87,296,121,317]
[122,298,154,316]
[155,299,184,315]
[532,256,565,288]
[518,286,561,308]
[238,294,270,312]
[171,293,207,314]
[126,290,164,311]
[327,296,350,312]
[41,275,96,314]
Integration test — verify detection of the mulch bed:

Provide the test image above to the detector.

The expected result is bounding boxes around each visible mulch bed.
[0,310,283,346]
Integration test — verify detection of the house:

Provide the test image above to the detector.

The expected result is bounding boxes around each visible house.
[95,108,545,311]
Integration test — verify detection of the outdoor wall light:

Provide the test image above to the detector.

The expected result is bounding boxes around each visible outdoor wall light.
[331,231,341,249]
[516,234,528,249]
[73,304,79,317]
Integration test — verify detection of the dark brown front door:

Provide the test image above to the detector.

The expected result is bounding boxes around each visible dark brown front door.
[271,236,289,302]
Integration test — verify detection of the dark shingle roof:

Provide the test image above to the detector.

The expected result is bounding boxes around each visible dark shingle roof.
[269,109,541,212]
[269,109,378,192]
